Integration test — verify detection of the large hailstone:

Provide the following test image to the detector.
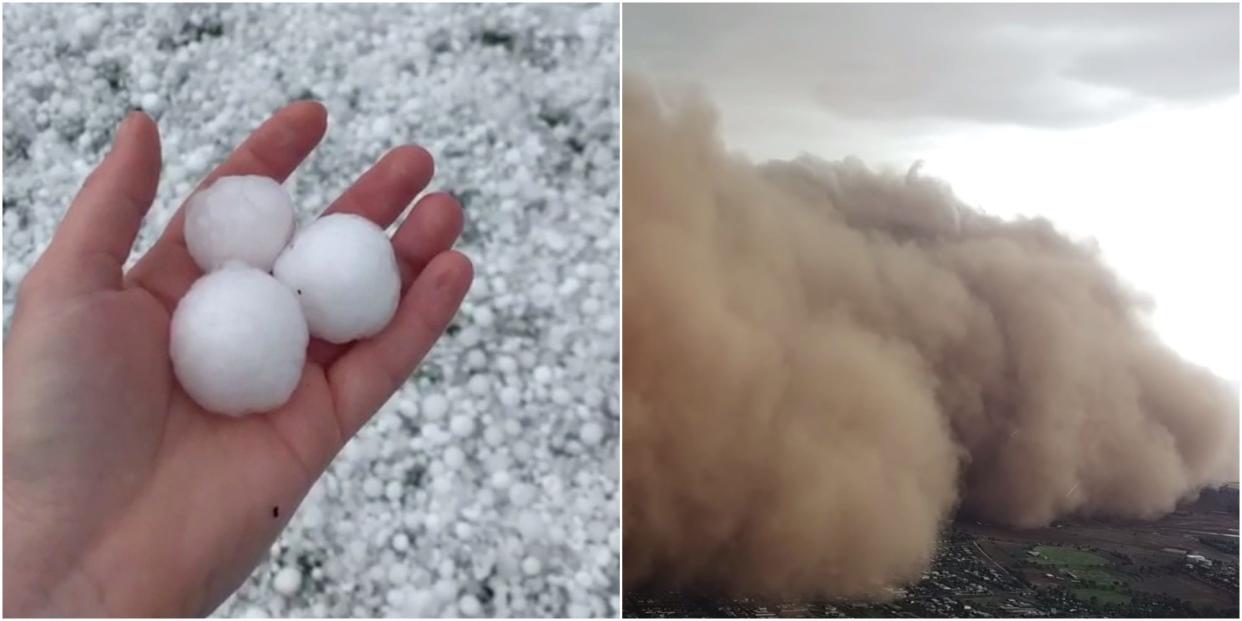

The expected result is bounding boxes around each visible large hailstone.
[274,213,401,344]
[185,175,295,272]
[170,265,309,416]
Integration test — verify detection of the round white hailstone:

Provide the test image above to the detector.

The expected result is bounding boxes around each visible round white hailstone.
[422,393,449,419]
[580,421,604,445]
[510,483,536,506]
[457,326,481,348]
[433,476,454,494]
[450,413,476,437]
[371,115,393,138]
[72,13,103,44]
[388,563,410,583]
[517,512,544,540]
[402,512,421,531]
[170,267,307,416]
[348,539,367,561]
[443,446,466,469]
[239,606,269,619]
[583,386,605,407]
[473,306,494,327]
[533,366,553,384]
[138,72,159,91]
[467,374,490,396]
[142,94,164,115]
[273,213,400,343]
[490,470,511,489]
[575,570,595,588]
[498,385,521,408]
[404,590,435,617]
[433,579,458,603]
[185,175,295,272]
[459,594,483,617]
[5,261,29,286]
[398,398,418,418]
[385,480,403,501]
[484,426,504,447]
[521,556,542,576]
[363,476,383,498]
[392,532,410,552]
[273,566,302,596]
[423,423,445,444]
[385,589,405,609]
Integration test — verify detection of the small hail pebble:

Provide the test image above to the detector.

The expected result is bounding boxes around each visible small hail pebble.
[392,532,410,552]
[184,176,296,272]
[443,445,466,469]
[239,606,269,618]
[385,480,403,501]
[273,213,400,343]
[499,385,521,408]
[363,476,383,498]
[450,413,476,437]
[169,266,308,416]
[510,482,536,506]
[491,470,512,489]
[458,594,483,617]
[580,421,605,445]
[273,566,302,596]
[422,393,449,419]
[533,365,553,384]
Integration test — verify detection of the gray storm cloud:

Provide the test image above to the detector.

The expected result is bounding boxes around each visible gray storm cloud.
[622,76,1239,598]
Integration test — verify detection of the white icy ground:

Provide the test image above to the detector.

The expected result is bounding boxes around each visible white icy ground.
[2,3,619,618]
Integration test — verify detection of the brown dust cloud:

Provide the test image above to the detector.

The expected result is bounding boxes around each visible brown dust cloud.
[622,76,1240,599]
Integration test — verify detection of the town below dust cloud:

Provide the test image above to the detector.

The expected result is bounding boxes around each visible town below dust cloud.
[622,76,1239,599]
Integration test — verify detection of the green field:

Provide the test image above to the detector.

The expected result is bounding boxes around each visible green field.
[1031,545,1108,566]
[1031,545,1134,604]
[1072,588,1131,605]
[1072,566,1130,587]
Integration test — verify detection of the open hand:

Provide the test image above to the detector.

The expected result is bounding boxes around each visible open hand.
[3,102,472,616]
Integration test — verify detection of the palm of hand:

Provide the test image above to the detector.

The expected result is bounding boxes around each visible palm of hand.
[3,103,472,616]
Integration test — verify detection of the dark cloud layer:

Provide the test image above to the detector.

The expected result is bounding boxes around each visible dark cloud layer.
[623,76,1239,598]
[625,3,1238,129]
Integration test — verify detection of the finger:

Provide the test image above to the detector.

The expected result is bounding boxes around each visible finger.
[328,250,473,436]
[34,112,161,297]
[391,191,465,278]
[305,191,464,368]
[321,145,434,228]
[126,101,328,310]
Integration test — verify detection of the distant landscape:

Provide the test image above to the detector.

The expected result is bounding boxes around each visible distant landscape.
[625,484,1239,618]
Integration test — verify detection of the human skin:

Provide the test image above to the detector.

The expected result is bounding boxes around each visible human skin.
[2,102,473,616]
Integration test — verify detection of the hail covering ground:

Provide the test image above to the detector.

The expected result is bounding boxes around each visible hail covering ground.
[2,3,619,617]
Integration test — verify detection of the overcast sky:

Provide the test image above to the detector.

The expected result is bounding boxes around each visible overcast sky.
[626,3,1241,381]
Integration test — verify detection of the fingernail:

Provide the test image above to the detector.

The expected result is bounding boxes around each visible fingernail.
[113,114,134,143]
[122,109,143,126]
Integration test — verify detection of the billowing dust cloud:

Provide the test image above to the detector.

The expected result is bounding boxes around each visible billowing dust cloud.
[622,76,1240,599]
